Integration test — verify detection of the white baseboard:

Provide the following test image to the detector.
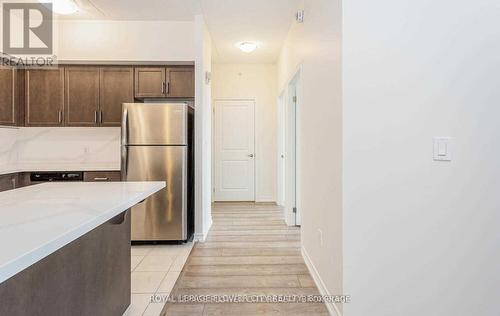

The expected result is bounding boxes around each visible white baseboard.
[302,247,342,316]
[194,218,213,242]
[255,196,276,203]
[193,233,206,242]
[285,209,295,226]
[203,218,213,238]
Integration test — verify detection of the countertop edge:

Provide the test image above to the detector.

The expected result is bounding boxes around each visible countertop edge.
[0,181,165,284]
[0,168,122,176]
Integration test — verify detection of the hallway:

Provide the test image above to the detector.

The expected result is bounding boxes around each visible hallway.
[162,203,329,315]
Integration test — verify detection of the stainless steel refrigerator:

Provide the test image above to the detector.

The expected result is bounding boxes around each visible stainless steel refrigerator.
[122,102,194,241]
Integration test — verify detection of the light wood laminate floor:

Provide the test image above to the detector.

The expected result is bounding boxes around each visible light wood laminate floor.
[161,203,329,316]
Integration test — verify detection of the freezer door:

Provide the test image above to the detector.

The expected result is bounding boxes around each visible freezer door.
[123,145,187,241]
[122,103,187,145]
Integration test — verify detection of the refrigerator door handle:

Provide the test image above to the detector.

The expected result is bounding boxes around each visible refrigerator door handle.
[121,106,129,182]
[121,145,128,182]
[121,107,129,146]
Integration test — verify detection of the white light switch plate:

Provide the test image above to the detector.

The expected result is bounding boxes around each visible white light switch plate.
[433,137,452,161]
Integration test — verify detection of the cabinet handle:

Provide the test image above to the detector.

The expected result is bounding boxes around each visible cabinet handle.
[58,111,62,124]
[93,177,109,181]
[95,111,98,123]
[166,82,170,94]
[100,111,103,124]
[161,82,165,94]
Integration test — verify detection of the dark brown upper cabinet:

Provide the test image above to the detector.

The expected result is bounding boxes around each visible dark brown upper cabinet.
[134,67,166,98]
[166,67,194,98]
[65,67,100,127]
[99,67,134,126]
[22,65,191,127]
[134,66,194,99]
[25,68,64,127]
[0,67,18,126]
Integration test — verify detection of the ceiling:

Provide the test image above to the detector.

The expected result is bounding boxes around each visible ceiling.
[68,0,300,63]
[71,0,201,20]
[199,0,300,63]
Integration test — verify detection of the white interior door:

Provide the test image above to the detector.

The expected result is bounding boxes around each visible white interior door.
[214,100,255,201]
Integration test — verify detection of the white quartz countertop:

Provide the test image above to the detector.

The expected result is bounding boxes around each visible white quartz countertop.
[0,181,165,284]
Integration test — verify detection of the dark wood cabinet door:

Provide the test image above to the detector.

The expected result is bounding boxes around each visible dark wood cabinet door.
[0,173,17,192]
[84,171,122,182]
[0,67,17,126]
[134,67,166,98]
[25,68,64,126]
[65,67,100,126]
[99,67,133,126]
[166,67,194,98]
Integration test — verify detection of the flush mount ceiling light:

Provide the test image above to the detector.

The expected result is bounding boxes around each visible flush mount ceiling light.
[238,42,258,53]
[39,0,79,15]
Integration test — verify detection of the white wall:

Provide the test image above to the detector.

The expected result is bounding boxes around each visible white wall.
[194,15,213,240]
[343,0,500,315]
[212,64,278,202]
[57,20,195,61]
[277,0,343,314]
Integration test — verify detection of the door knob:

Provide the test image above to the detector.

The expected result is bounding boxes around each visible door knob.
[248,154,254,158]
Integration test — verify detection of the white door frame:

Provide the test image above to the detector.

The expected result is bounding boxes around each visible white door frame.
[213,98,256,201]
[292,70,302,226]
[278,67,302,226]
[277,92,286,206]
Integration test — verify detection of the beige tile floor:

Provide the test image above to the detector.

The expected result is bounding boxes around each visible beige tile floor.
[123,242,194,316]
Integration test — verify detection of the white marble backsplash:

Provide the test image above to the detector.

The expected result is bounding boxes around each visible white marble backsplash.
[0,127,19,174]
[0,127,121,174]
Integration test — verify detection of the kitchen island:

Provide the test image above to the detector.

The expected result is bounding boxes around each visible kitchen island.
[0,181,165,316]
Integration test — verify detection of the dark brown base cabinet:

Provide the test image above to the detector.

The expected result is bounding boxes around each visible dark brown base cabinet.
[84,171,122,182]
[0,171,121,193]
[0,171,129,315]
[0,173,18,192]
[0,210,131,316]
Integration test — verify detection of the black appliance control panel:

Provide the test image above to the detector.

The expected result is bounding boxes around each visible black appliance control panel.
[30,172,84,182]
